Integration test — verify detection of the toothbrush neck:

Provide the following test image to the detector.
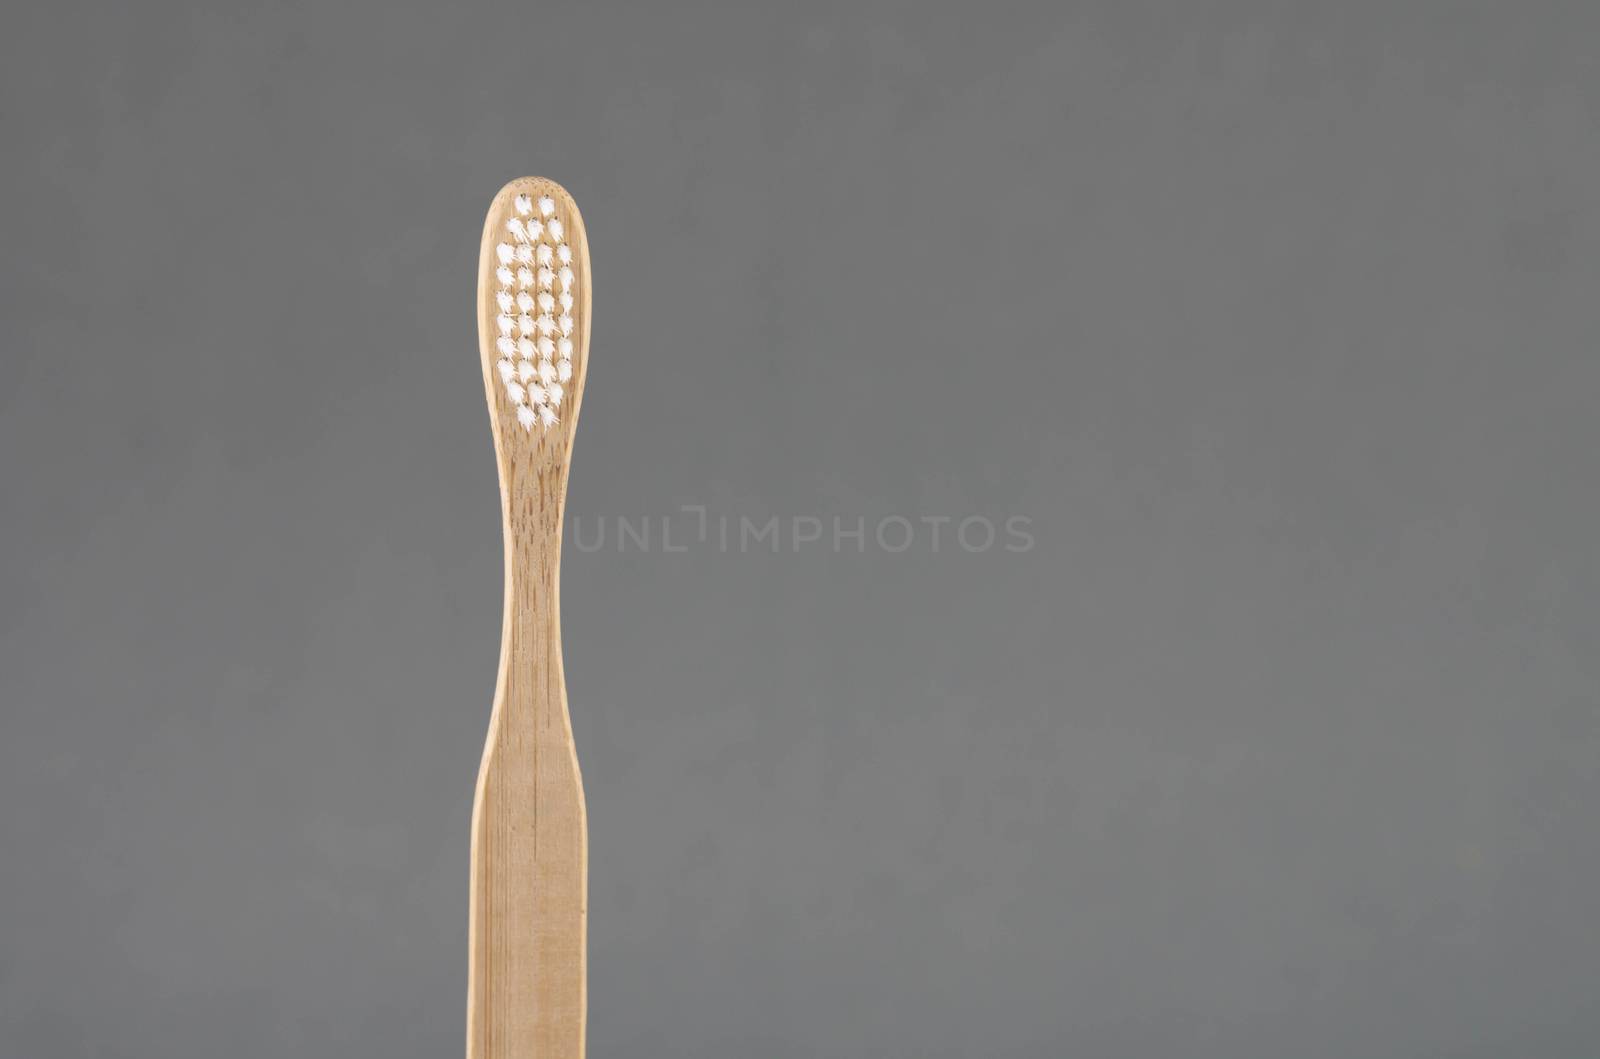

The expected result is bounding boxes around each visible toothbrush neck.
[499,454,569,531]
[497,457,570,617]
[501,518,563,660]
[502,474,567,606]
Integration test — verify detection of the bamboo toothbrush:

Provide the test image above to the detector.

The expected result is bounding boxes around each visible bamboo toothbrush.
[467,178,592,1059]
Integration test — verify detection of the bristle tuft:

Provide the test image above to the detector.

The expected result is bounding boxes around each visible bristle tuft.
[493,187,577,435]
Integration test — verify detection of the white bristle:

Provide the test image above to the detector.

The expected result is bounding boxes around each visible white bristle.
[500,191,578,435]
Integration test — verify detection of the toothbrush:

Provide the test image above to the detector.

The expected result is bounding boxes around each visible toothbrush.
[467,178,591,1059]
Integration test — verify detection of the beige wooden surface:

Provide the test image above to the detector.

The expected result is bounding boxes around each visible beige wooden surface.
[466,177,592,1059]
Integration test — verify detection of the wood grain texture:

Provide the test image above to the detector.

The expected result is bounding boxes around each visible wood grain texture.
[467,177,592,1059]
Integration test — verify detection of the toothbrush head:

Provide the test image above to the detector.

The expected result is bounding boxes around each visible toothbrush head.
[479,178,590,449]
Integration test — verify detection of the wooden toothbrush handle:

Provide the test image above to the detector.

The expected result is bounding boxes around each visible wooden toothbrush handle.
[467,559,587,1059]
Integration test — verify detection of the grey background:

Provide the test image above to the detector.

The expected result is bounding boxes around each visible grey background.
[3,3,1597,1057]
